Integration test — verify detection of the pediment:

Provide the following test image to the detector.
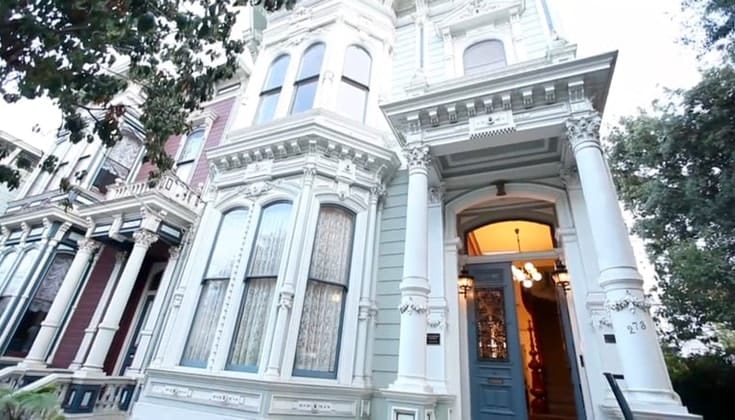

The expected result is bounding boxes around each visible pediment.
[435,0,525,34]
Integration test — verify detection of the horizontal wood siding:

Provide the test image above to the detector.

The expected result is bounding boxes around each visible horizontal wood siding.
[51,247,116,368]
[391,25,416,99]
[135,135,182,182]
[519,0,549,60]
[371,171,408,388]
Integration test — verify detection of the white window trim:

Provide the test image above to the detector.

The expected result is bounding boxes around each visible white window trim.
[172,117,215,185]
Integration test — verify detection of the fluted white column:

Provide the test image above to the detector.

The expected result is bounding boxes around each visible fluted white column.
[22,238,100,367]
[352,184,383,387]
[81,230,158,373]
[264,165,316,378]
[390,144,432,393]
[69,251,127,370]
[566,112,694,414]
[126,246,180,375]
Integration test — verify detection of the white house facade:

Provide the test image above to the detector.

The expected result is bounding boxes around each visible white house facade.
[0,1,702,419]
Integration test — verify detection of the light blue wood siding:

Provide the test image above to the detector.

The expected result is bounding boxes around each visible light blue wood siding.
[371,170,408,388]
[390,25,416,98]
[519,0,550,60]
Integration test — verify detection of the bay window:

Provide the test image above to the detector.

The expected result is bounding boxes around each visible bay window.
[256,55,290,125]
[4,252,74,357]
[290,43,325,115]
[337,46,372,122]
[294,206,355,378]
[181,208,249,368]
[227,202,292,371]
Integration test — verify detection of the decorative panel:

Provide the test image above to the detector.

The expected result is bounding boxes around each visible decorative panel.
[474,287,508,360]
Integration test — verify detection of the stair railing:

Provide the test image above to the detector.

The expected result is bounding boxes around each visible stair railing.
[603,372,634,420]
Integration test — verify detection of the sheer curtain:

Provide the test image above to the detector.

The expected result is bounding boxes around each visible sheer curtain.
[228,202,292,371]
[181,209,249,368]
[294,206,354,377]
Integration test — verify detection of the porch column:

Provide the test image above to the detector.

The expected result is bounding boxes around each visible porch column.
[390,144,432,393]
[565,112,689,412]
[81,230,158,373]
[264,164,316,378]
[126,246,180,375]
[22,238,100,367]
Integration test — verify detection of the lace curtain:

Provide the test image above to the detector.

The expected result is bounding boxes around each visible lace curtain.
[181,208,249,367]
[180,279,228,367]
[228,202,292,369]
[29,253,73,312]
[294,207,354,376]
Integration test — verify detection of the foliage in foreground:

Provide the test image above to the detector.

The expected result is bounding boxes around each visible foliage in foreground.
[607,65,735,347]
[665,348,735,419]
[0,0,296,190]
[0,385,64,420]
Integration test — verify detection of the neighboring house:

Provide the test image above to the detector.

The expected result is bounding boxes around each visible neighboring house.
[0,1,700,420]
[0,131,43,215]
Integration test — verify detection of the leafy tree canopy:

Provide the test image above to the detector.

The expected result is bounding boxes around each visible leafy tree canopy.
[684,0,735,57]
[607,65,735,347]
[0,0,296,190]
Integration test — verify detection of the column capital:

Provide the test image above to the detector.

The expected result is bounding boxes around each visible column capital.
[132,230,159,248]
[565,111,602,153]
[168,246,181,260]
[77,238,101,253]
[404,144,431,171]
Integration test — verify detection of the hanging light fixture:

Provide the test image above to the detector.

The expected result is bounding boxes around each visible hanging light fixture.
[551,259,570,289]
[458,268,475,298]
[512,228,543,288]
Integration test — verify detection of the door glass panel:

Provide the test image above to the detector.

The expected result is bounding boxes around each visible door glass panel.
[475,287,508,360]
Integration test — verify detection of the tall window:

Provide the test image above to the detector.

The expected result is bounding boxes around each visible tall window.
[256,55,290,124]
[4,252,74,357]
[0,252,18,316]
[294,206,355,378]
[337,46,372,122]
[92,136,143,193]
[463,40,507,76]
[290,43,325,115]
[227,202,292,371]
[181,209,249,368]
[175,128,206,182]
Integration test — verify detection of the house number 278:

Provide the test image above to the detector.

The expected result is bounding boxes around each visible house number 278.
[627,321,646,334]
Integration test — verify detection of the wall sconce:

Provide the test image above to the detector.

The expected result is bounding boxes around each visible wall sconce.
[551,259,570,290]
[458,268,475,298]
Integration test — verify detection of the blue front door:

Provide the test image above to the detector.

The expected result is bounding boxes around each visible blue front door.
[467,263,528,420]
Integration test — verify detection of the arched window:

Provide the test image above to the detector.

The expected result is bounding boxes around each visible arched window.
[181,208,249,368]
[337,46,372,122]
[4,252,74,357]
[175,127,206,182]
[256,55,290,124]
[228,201,293,371]
[91,136,143,193]
[290,43,325,115]
[466,220,554,256]
[463,40,507,76]
[294,206,355,378]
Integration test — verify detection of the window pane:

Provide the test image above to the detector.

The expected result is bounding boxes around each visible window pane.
[107,136,143,169]
[290,80,318,115]
[308,207,354,285]
[1,249,39,298]
[343,46,371,86]
[181,279,228,367]
[4,253,74,357]
[179,129,206,163]
[227,277,275,370]
[46,163,68,192]
[463,40,507,76]
[263,55,290,91]
[175,161,194,183]
[248,202,292,277]
[71,156,90,183]
[0,252,18,286]
[294,282,344,376]
[206,209,249,279]
[297,44,325,81]
[256,92,280,125]
[337,81,368,122]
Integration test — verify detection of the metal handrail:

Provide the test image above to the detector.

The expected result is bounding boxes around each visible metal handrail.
[604,372,634,420]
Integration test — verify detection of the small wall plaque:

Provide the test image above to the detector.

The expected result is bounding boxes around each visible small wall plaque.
[426,333,441,345]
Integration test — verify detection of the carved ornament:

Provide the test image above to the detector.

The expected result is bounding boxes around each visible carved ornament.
[565,112,602,152]
[398,297,428,315]
[605,290,652,314]
[133,230,159,248]
[405,144,431,170]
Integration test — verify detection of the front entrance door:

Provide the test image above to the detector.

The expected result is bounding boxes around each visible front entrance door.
[467,263,528,420]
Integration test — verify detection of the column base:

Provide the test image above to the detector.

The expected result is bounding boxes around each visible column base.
[16,359,48,369]
[75,366,106,377]
[388,375,433,394]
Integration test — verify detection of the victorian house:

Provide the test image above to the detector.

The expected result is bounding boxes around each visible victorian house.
[0,1,700,419]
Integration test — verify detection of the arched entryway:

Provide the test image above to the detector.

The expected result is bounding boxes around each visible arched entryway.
[444,183,589,420]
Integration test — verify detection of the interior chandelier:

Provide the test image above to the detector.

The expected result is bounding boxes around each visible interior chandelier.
[511,228,542,288]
